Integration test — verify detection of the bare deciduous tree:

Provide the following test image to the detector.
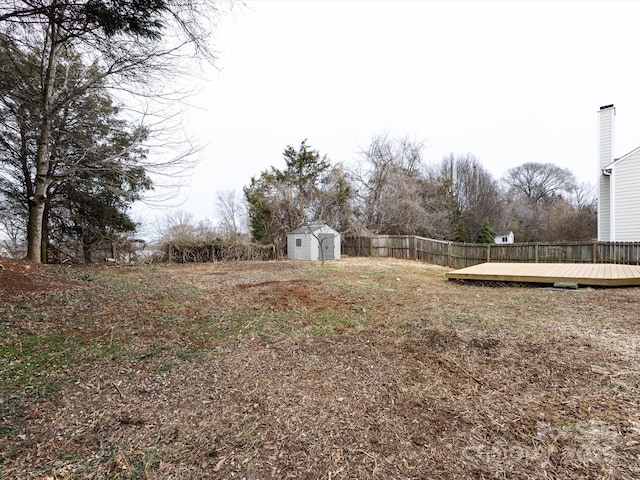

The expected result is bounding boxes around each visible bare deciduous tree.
[501,163,595,242]
[429,153,503,241]
[569,182,597,210]
[355,134,423,231]
[0,210,25,258]
[156,210,199,244]
[503,162,577,206]
[353,134,448,237]
[315,164,356,234]
[541,199,597,242]
[215,190,246,240]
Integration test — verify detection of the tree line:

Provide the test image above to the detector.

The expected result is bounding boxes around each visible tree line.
[0,3,595,262]
[242,135,596,251]
[0,0,221,263]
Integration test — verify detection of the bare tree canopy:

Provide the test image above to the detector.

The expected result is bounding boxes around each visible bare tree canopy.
[215,190,246,240]
[353,134,449,237]
[501,163,596,242]
[503,162,577,205]
[155,210,218,244]
[429,153,503,242]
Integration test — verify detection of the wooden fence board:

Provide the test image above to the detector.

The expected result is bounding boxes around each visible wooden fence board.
[342,236,640,267]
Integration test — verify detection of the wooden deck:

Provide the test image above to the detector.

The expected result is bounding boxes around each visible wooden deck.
[445,262,640,287]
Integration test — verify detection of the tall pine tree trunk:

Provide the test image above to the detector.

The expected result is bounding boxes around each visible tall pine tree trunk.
[26,200,45,262]
[25,13,59,263]
[25,130,54,262]
[41,201,51,263]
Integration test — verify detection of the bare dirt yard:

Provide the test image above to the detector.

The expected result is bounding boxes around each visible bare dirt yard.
[1,257,639,479]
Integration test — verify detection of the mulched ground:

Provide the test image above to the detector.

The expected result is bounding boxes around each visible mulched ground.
[1,258,639,479]
[0,260,77,301]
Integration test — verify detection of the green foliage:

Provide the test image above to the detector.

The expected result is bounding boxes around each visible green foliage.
[84,0,168,39]
[434,154,503,242]
[244,174,274,243]
[1,0,220,262]
[475,218,496,244]
[451,206,468,242]
[438,179,467,241]
[0,1,169,40]
[244,140,333,246]
[0,42,152,262]
[280,140,331,196]
[0,329,78,435]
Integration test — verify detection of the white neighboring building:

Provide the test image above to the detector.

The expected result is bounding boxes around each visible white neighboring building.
[287,224,341,261]
[598,104,640,241]
[494,231,515,244]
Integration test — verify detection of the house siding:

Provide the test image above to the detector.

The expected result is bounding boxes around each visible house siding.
[599,109,614,169]
[599,175,611,241]
[494,232,514,244]
[613,150,640,241]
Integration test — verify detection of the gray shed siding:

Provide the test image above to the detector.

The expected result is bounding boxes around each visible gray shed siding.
[287,225,341,261]
[287,232,314,260]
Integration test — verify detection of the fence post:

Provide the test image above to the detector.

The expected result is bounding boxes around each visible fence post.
[487,244,491,262]
[592,241,597,264]
[167,244,172,263]
[535,243,539,263]
[447,242,452,268]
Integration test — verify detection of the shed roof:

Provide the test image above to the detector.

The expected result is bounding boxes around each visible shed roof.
[289,224,338,235]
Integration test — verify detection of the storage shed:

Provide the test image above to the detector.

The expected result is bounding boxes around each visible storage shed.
[287,224,341,261]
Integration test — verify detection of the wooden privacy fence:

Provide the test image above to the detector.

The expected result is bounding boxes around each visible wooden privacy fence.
[341,235,640,269]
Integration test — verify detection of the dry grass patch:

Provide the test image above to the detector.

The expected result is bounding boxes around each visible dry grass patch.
[1,257,639,479]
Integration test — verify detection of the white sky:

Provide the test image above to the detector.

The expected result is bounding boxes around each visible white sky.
[134,0,640,234]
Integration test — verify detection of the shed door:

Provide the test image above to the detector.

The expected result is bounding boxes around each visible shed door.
[318,234,334,260]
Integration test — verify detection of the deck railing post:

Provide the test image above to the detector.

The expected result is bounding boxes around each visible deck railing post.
[592,241,597,264]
